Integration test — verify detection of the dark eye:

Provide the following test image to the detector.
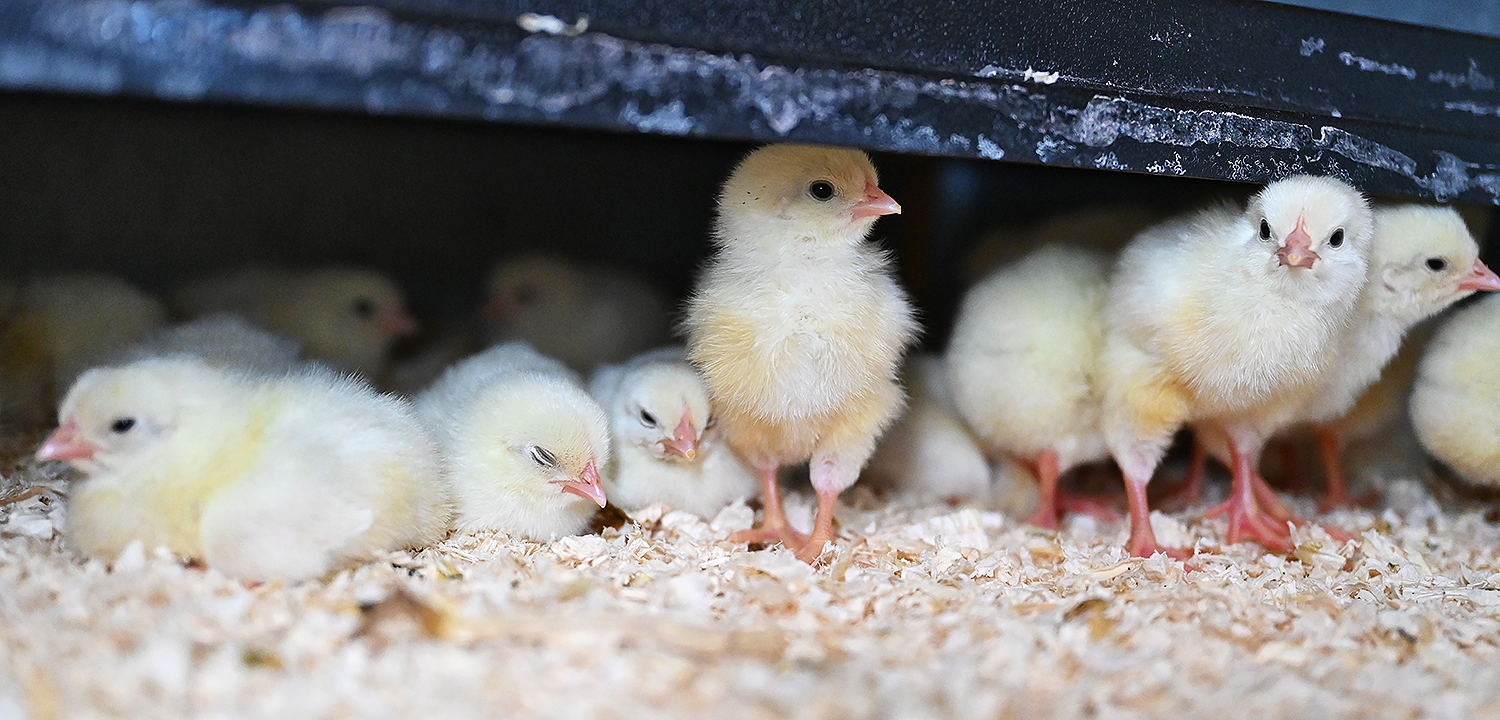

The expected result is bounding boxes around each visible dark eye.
[528,445,558,468]
[639,408,657,428]
[808,180,835,201]
[1426,257,1448,272]
[704,415,717,430]
[1328,228,1345,248]
[1259,219,1272,240]
[352,297,376,318]
[110,417,136,434]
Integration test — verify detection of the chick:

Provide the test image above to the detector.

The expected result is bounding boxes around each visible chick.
[484,254,670,373]
[947,244,1110,528]
[118,313,303,375]
[1410,293,1500,488]
[864,354,992,506]
[172,266,417,378]
[684,144,919,562]
[1295,205,1498,507]
[417,341,610,540]
[1,274,167,425]
[37,357,450,582]
[589,346,757,518]
[1101,176,1373,556]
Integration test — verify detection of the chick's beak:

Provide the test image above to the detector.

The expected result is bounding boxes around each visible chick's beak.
[36,419,96,462]
[1458,258,1500,292]
[660,414,698,461]
[554,459,608,508]
[1276,216,1318,269]
[852,181,901,219]
[379,309,419,338]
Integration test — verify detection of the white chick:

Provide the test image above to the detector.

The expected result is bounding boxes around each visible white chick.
[684,144,919,562]
[864,354,992,506]
[417,341,610,540]
[118,313,303,375]
[172,266,417,377]
[36,357,450,582]
[947,244,1110,528]
[484,255,670,373]
[1294,205,1498,507]
[1,274,167,425]
[1410,292,1500,488]
[1101,176,1373,556]
[589,346,757,518]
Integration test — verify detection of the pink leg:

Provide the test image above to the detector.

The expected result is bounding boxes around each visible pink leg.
[1024,449,1062,529]
[1122,466,1190,559]
[1315,427,1376,511]
[796,457,849,563]
[731,465,809,550]
[1161,438,1210,510]
[1204,436,1293,553]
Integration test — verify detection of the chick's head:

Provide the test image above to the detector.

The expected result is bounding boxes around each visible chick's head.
[474,378,611,508]
[1246,175,1373,292]
[715,144,900,248]
[484,255,582,323]
[613,362,711,463]
[1368,205,1500,322]
[290,269,417,371]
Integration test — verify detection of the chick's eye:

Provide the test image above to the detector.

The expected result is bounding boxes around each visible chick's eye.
[528,446,558,468]
[808,180,836,201]
[704,415,717,430]
[352,297,376,318]
[110,417,136,434]
[1427,257,1448,272]
[1259,219,1272,241]
[639,408,657,428]
[1328,228,1345,248]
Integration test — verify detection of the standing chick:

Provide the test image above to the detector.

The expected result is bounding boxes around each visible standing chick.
[1410,293,1500,488]
[864,354,992,506]
[484,255,670,373]
[36,358,449,582]
[172,266,417,378]
[1101,176,1373,556]
[947,244,1110,528]
[417,342,610,540]
[684,144,919,562]
[589,347,756,518]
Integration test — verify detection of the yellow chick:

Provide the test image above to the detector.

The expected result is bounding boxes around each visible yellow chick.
[484,254,670,373]
[684,144,919,562]
[946,244,1110,528]
[1102,176,1372,556]
[172,266,417,378]
[589,347,757,518]
[119,313,303,375]
[36,357,450,582]
[864,354,992,506]
[1,274,167,426]
[1411,293,1500,488]
[417,341,610,540]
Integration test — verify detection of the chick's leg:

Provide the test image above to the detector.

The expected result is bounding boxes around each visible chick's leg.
[1205,433,1293,553]
[1023,449,1062,529]
[730,465,808,550]
[1314,427,1374,510]
[1115,448,1190,559]
[796,455,852,563]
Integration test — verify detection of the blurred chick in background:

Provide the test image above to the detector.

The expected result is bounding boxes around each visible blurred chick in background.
[417,341,610,541]
[685,144,919,563]
[590,347,757,519]
[484,254,670,373]
[864,354,993,507]
[172,266,417,379]
[117,313,303,376]
[1411,293,1500,490]
[37,357,450,583]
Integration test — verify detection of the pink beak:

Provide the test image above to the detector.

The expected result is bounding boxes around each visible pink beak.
[1276,216,1318,269]
[379,309,419,338]
[36,419,96,462]
[660,413,698,461]
[851,181,901,219]
[554,459,608,508]
[1458,258,1500,292]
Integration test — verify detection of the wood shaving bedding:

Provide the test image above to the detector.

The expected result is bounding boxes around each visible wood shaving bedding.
[2,464,1499,719]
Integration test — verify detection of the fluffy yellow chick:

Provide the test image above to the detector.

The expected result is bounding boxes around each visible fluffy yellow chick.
[172,266,417,378]
[1102,176,1373,556]
[1410,293,1500,488]
[119,313,303,375]
[864,354,992,506]
[484,254,670,373]
[684,144,919,562]
[962,204,1160,285]
[1,274,167,425]
[947,244,1110,528]
[589,346,757,518]
[417,341,610,540]
[37,357,450,582]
